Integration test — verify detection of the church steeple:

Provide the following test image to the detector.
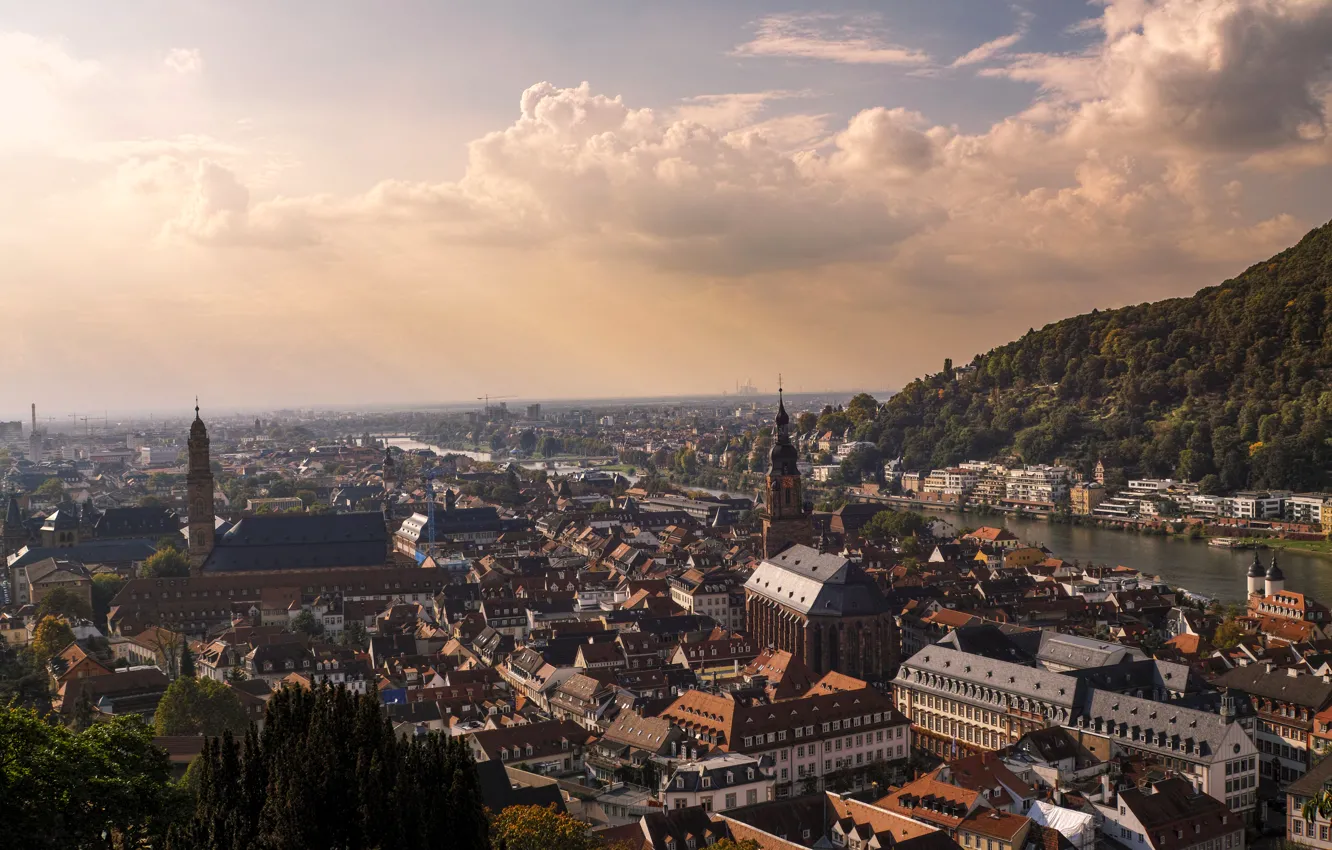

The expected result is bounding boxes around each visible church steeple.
[761,382,811,558]
[187,402,216,574]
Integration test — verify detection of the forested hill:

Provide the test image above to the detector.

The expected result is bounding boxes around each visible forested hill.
[871,218,1332,492]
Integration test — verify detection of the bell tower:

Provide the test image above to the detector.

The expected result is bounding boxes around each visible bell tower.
[187,401,216,574]
[761,386,812,558]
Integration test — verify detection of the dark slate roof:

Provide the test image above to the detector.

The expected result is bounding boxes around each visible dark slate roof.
[473,759,566,814]
[6,538,159,570]
[1288,751,1332,797]
[203,512,388,572]
[94,506,180,539]
[1215,663,1332,709]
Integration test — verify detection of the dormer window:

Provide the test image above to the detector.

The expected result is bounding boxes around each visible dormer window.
[677,777,685,789]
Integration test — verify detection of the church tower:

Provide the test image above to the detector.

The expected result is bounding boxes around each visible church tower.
[761,388,812,558]
[187,402,216,574]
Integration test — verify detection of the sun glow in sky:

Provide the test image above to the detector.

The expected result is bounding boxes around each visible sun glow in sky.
[4,0,1332,413]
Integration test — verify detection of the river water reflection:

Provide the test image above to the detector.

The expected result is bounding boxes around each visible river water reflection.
[932,510,1332,603]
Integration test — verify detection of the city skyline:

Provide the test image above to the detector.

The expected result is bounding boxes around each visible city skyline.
[4,0,1332,408]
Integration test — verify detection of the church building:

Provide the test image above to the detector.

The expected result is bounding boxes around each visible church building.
[745,393,897,681]
[185,406,393,574]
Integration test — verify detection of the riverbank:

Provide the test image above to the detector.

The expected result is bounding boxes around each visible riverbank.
[1239,537,1332,558]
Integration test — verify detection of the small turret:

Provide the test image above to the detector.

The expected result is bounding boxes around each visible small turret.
[1265,551,1285,597]
[1246,551,1265,596]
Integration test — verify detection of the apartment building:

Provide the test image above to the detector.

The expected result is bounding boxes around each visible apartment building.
[1222,492,1287,520]
[1215,663,1332,788]
[660,753,775,812]
[1096,778,1244,850]
[1070,691,1259,819]
[1005,466,1071,505]
[1286,494,1330,526]
[659,683,911,798]
[923,468,979,496]
[894,645,1084,758]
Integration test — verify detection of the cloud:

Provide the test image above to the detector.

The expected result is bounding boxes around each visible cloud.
[164,48,202,74]
[950,31,1024,68]
[0,32,100,153]
[3,4,1332,405]
[986,0,1332,156]
[165,159,318,248]
[731,14,931,66]
[673,90,812,130]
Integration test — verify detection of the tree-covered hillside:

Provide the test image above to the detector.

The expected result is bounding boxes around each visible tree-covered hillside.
[868,219,1332,491]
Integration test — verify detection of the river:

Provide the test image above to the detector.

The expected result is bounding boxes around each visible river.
[929,509,1332,603]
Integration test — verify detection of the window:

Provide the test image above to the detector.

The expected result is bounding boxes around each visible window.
[725,793,737,809]
[676,777,684,789]
[747,790,758,805]
[702,777,712,789]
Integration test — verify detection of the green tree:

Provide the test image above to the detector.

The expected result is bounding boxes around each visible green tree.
[491,804,593,850]
[290,610,324,637]
[180,641,196,679]
[846,393,879,424]
[342,620,369,649]
[1212,618,1246,650]
[0,706,178,849]
[31,616,76,663]
[139,547,191,578]
[296,489,318,507]
[861,509,929,542]
[796,411,818,435]
[35,477,65,501]
[35,586,92,622]
[172,684,489,850]
[90,573,127,627]
[153,676,248,738]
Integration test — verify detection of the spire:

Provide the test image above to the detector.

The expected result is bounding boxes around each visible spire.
[1267,549,1284,581]
[194,396,200,419]
[775,376,790,433]
[1247,550,1264,578]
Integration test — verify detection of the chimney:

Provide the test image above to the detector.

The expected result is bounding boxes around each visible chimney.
[30,403,35,434]
[1265,662,1274,674]
[1287,667,1300,678]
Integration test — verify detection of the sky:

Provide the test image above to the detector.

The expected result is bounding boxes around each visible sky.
[4,0,1332,416]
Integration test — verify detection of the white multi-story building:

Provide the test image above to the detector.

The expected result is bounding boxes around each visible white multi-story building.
[923,467,979,496]
[1188,495,1223,517]
[660,753,775,812]
[1005,465,1071,504]
[1222,491,1287,520]
[1285,494,1329,526]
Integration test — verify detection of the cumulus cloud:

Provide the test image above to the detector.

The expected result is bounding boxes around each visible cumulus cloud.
[731,14,931,66]
[987,0,1332,156]
[164,48,203,74]
[166,159,318,248]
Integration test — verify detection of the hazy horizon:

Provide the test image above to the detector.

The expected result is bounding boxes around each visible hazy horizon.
[5,0,1332,410]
